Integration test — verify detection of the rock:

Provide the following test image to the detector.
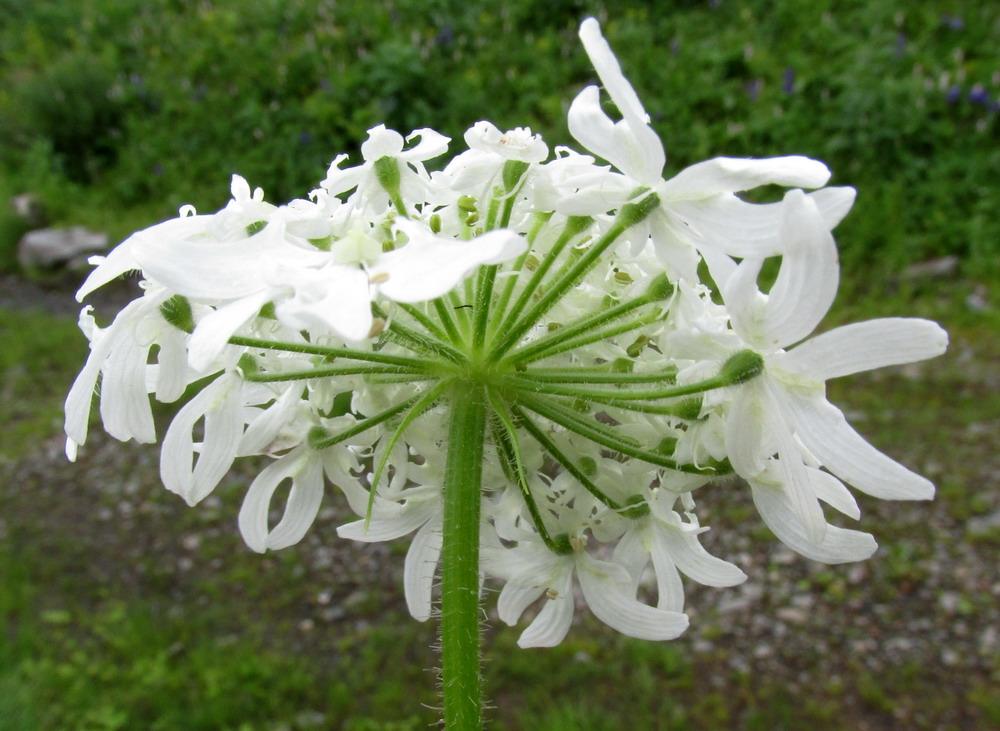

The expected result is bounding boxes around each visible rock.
[17,226,108,270]
[902,255,958,280]
[9,193,47,228]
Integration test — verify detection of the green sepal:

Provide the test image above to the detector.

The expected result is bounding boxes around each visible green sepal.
[374,156,401,197]
[307,426,330,449]
[246,220,267,236]
[644,272,675,301]
[237,353,259,377]
[719,349,765,385]
[550,534,575,556]
[617,190,661,229]
[626,335,650,358]
[670,396,704,420]
[160,295,195,333]
[654,437,678,456]
[619,495,650,519]
[501,160,531,192]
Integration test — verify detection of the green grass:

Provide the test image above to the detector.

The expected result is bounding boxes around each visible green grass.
[0,308,86,459]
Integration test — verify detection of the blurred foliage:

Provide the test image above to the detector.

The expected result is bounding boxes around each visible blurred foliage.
[0,0,997,285]
[0,0,1000,286]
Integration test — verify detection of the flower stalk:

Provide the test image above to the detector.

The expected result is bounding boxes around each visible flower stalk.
[440,384,487,730]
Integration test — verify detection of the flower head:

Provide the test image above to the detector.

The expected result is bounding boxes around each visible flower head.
[66,17,946,651]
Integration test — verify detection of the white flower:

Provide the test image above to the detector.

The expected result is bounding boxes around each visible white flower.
[718,190,947,538]
[613,489,747,612]
[748,462,878,563]
[64,285,188,459]
[321,124,450,212]
[336,455,444,622]
[239,444,326,553]
[491,537,689,648]
[465,121,549,163]
[568,18,852,281]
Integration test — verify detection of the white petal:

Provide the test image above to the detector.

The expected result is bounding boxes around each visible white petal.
[751,471,877,563]
[238,447,324,553]
[579,19,650,131]
[661,156,830,197]
[810,469,861,520]
[654,514,747,587]
[648,537,685,612]
[337,498,438,542]
[100,324,155,443]
[611,525,651,589]
[238,384,304,456]
[766,382,828,543]
[403,513,443,622]
[516,568,575,648]
[64,337,111,450]
[133,234,267,300]
[189,290,274,372]
[400,128,451,162]
[724,382,767,477]
[497,579,547,626]
[781,318,948,381]
[276,265,373,342]
[784,395,935,500]
[577,19,665,184]
[374,222,525,303]
[360,125,405,160]
[721,257,765,344]
[674,187,855,262]
[153,326,191,402]
[160,375,243,505]
[577,553,689,641]
[809,186,856,229]
[76,237,139,302]
[763,189,838,348]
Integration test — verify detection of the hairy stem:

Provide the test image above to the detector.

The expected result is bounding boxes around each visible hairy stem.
[440,384,486,730]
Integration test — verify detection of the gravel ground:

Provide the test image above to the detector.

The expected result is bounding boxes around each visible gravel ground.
[2,272,998,729]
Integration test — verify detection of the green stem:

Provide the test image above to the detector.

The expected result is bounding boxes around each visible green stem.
[503,374,726,402]
[517,394,724,475]
[440,384,486,730]
[495,215,591,342]
[487,389,558,549]
[503,276,670,365]
[374,306,466,363]
[491,194,659,358]
[228,335,426,369]
[308,395,422,450]
[513,406,622,510]
[472,265,498,352]
[490,212,553,331]
[365,381,451,527]
[242,365,428,383]
[518,367,677,385]
[511,312,661,365]
[432,298,465,345]
[395,302,451,342]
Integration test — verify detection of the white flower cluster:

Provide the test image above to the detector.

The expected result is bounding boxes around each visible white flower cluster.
[66,19,946,648]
